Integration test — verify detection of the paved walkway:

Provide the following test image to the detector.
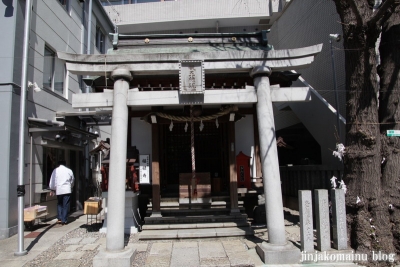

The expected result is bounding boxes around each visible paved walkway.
[0,212,361,267]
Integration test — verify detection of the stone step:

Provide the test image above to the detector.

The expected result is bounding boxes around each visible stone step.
[252,183,263,189]
[138,226,254,240]
[144,213,249,225]
[150,195,237,202]
[146,207,245,218]
[147,200,244,209]
[142,220,250,230]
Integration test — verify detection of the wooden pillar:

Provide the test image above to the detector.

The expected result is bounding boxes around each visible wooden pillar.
[151,123,161,216]
[127,109,133,147]
[252,104,262,178]
[228,121,239,213]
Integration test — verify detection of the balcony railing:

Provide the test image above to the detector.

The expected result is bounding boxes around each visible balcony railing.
[101,0,176,6]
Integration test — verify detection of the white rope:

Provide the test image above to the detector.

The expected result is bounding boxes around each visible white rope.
[150,105,238,122]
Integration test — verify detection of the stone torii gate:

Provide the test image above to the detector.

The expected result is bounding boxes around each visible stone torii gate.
[58,41,322,265]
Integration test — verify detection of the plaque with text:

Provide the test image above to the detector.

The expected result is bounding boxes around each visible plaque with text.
[139,155,150,184]
[179,60,204,94]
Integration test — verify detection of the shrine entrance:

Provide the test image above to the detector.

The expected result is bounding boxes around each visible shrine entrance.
[161,120,229,197]
[59,30,322,260]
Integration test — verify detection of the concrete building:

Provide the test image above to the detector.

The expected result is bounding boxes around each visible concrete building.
[0,0,114,239]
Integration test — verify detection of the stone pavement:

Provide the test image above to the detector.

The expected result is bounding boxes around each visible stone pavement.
[0,211,362,267]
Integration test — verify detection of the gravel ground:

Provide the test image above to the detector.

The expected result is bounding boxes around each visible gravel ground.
[23,227,255,267]
[24,224,105,267]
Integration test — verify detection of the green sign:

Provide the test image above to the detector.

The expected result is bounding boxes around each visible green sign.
[387,130,400,137]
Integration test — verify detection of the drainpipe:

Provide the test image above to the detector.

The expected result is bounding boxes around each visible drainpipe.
[15,0,33,256]
[86,0,93,97]
[87,0,93,63]
[85,0,93,196]
[81,2,85,55]
[29,135,33,207]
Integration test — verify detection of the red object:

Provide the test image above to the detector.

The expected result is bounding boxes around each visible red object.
[101,166,109,191]
[236,151,251,189]
[101,162,139,192]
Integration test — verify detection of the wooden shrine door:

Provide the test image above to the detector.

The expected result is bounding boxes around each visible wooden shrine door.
[161,122,228,196]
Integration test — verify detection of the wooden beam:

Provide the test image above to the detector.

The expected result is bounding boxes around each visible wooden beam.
[128,109,133,147]
[151,123,161,213]
[253,104,262,178]
[228,121,239,212]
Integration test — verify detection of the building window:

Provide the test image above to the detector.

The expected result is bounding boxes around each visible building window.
[96,27,105,53]
[58,0,70,11]
[43,46,65,95]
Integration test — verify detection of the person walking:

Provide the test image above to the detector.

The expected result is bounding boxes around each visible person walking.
[49,160,75,225]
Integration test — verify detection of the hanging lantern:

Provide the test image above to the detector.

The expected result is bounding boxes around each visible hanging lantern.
[169,120,174,131]
[184,122,188,132]
[215,117,219,128]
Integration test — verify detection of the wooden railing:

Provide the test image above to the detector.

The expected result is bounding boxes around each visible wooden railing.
[280,165,343,198]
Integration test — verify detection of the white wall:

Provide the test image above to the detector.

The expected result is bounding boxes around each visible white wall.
[131,118,152,155]
[268,0,345,167]
[235,115,254,157]
[269,0,345,118]
[235,115,257,177]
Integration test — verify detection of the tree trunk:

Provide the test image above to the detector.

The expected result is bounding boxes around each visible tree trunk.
[332,1,398,264]
[379,6,400,253]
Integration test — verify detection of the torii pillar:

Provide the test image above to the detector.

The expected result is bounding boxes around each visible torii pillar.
[93,69,135,267]
[251,66,300,264]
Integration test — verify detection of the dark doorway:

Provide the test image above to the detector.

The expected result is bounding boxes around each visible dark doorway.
[276,123,322,166]
[161,121,226,196]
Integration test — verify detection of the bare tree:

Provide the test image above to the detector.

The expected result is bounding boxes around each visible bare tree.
[379,4,400,254]
[332,0,399,264]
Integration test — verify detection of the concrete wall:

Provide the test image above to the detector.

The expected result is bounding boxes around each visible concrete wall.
[0,87,15,239]
[235,115,254,158]
[104,0,289,33]
[0,0,18,237]
[131,117,152,155]
[268,0,345,167]
[0,0,113,239]
[268,0,345,118]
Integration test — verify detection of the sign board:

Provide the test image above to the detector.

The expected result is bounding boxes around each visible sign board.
[179,60,204,94]
[387,130,400,137]
[139,155,150,184]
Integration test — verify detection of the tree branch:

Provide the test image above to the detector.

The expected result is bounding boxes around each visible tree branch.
[348,0,365,26]
[368,0,399,27]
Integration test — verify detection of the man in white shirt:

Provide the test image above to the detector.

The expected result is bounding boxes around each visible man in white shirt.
[49,160,75,225]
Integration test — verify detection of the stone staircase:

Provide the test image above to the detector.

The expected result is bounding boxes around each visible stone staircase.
[139,196,254,240]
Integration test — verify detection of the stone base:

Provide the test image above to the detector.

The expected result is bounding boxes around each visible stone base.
[100,191,141,234]
[100,226,139,234]
[256,241,300,264]
[1,224,17,240]
[14,250,28,256]
[179,197,211,204]
[230,208,241,215]
[93,247,135,267]
[125,226,138,234]
[150,211,162,217]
